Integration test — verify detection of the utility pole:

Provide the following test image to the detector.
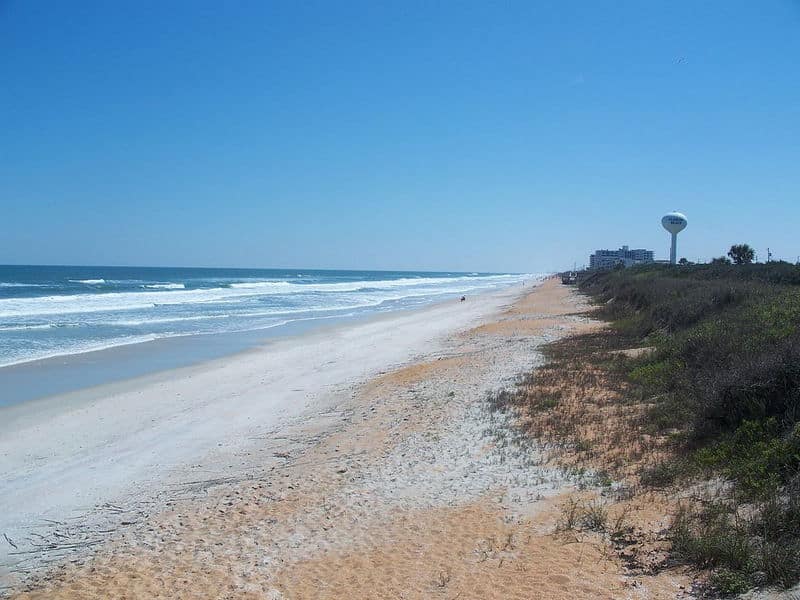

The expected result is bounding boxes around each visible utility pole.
[767,248,772,263]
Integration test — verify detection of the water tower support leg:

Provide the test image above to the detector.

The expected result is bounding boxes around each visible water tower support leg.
[670,233,677,265]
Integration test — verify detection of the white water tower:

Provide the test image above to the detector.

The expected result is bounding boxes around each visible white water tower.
[661,212,688,265]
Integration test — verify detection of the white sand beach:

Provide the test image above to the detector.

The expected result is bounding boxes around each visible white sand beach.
[1,284,528,580]
[1,280,691,599]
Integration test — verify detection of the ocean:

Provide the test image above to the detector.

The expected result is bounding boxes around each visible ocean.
[0,265,530,369]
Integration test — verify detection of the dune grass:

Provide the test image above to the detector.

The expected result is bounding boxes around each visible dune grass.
[578,263,800,593]
[491,263,800,594]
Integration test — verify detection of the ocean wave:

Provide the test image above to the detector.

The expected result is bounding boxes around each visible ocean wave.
[0,273,530,319]
[227,274,517,293]
[111,314,232,327]
[0,282,48,288]
[69,279,106,285]
[0,314,347,368]
[142,283,185,290]
[0,323,54,332]
[0,322,85,332]
[0,287,252,318]
[0,334,162,369]
[0,274,544,368]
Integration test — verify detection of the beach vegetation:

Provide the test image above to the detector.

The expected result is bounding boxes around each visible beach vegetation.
[486,261,800,591]
[581,501,609,531]
[579,262,800,590]
[557,497,583,531]
[555,498,611,534]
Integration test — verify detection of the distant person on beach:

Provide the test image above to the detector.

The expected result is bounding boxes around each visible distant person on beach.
[460,296,466,302]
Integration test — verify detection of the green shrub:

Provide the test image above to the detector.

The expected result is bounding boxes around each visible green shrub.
[710,569,752,596]
[579,264,800,590]
[639,461,681,488]
[670,505,754,572]
[581,501,608,531]
[629,358,679,389]
[757,540,800,588]
[688,420,799,499]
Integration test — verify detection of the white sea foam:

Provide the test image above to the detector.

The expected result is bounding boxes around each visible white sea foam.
[0,288,250,318]
[0,273,545,368]
[0,323,54,332]
[0,274,529,319]
[69,279,106,285]
[142,283,185,290]
[0,314,352,368]
[227,274,516,293]
[111,314,232,327]
[0,334,163,369]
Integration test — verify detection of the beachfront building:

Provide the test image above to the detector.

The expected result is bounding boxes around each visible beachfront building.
[589,245,654,270]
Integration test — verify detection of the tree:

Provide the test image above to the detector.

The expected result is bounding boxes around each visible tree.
[678,257,690,265]
[711,256,732,265]
[728,244,755,265]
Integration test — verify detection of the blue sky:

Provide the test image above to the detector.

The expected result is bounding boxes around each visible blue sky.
[1,1,799,272]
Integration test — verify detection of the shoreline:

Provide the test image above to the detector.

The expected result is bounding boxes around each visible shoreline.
[3,278,692,599]
[0,281,531,585]
[0,283,527,421]
[0,286,523,409]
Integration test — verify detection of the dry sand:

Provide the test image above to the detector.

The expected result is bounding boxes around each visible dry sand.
[2,279,692,599]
